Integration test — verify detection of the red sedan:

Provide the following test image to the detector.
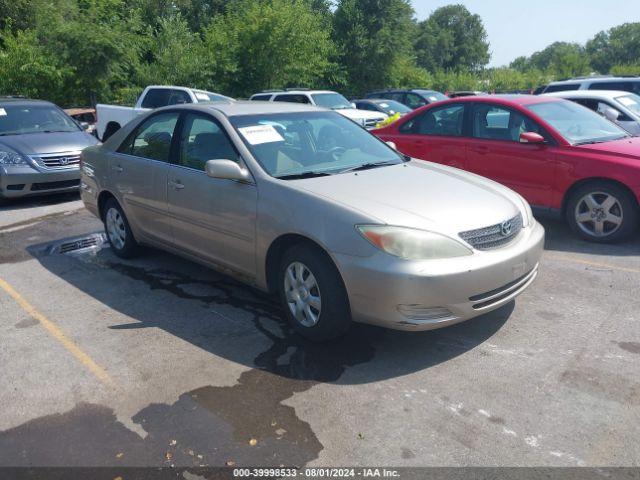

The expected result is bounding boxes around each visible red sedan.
[374,95,640,243]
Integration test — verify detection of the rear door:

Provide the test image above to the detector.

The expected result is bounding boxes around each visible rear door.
[111,111,179,245]
[465,103,556,206]
[393,103,468,169]
[167,112,258,276]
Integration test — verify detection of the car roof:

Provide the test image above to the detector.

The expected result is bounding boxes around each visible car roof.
[544,90,635,100]
[548,76,640,86]
[165,100,326,117]
[0,97,54,107]
[440,94,562,106]
[252,90,335,96]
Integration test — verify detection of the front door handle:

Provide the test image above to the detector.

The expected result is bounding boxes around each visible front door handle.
[168,180,185,190]
[113,165,123,173]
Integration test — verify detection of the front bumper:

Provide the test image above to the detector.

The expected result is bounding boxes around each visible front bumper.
[334,220,545,331]
[0,166,80,198]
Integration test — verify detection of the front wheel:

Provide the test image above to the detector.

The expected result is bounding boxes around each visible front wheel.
[278,244,351,342]
[566,182,639,243]
[103,198,140,258]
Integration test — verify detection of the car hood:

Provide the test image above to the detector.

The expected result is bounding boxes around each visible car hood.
[335,108,387,121]
[574,136,640,160]
[290,160,524,235]
[0,131,99,156]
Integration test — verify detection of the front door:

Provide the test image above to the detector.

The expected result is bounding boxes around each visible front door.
[465,103,556,207]
[112,111,179,245]
[394,103,468,169]
[167,112,258,277]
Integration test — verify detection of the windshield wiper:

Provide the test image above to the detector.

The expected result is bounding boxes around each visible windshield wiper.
[275,171,333,180]
[338,160,405,174]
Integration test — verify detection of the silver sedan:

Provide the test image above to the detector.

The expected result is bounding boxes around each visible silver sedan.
[80,101,544,341]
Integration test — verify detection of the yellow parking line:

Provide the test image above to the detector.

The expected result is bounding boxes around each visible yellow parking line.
[0,277,116,388]
[546,254,640,275]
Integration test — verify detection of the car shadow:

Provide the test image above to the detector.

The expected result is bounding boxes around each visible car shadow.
[537,216,640,257]
[28,239,512,386]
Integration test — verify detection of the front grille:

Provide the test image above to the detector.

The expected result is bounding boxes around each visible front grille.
[31,152,81,169]
[459,214,523,250]
[30,179,80,191]
[364,118,382,128]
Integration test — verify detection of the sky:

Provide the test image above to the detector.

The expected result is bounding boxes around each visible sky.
[410,0,640,67]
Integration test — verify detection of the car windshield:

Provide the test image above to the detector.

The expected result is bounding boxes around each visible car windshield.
[311,93,352,110]
[194,90,233,103]
[616,94,640,116]
[0,104,79,136]
[415,90,448,102]
[230,111,404,178]
[527,100,629,145]
[373,100,412,115]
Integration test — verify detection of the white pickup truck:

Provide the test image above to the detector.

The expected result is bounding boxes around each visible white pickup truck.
[96,85,233,141]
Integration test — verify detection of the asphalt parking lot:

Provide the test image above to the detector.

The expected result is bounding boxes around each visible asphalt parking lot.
[0,193,639,468]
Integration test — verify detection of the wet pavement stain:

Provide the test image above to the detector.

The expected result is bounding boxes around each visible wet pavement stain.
[14,317,39,329]
[616,342,640,355]
[0,252,376,466]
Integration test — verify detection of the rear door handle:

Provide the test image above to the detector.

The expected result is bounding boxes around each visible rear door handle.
[168,180,185,190]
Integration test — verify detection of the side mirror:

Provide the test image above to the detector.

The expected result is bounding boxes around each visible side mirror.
[603,107,620,122]
[205,159,250,181]
[80,122,91,131]
[519,132,545,144]
[351,102,357,109]
[386,141,397,150]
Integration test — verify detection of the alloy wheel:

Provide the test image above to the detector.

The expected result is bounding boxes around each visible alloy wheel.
[284,261,322,327]
[574,191,623,238]
[105,207,126,250]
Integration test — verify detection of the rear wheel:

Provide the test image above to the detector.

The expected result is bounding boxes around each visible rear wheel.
[278,243,351,341]
[566,181,638,243]
[103,198,139,258]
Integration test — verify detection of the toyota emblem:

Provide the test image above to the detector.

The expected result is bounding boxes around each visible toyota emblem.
[59,157,69,166]
[500,220,513,236]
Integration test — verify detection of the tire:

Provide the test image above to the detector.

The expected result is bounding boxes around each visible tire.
[102,123,120,142]
[278,243,351,341]
[103,197,140,258]
[566,181,639,243]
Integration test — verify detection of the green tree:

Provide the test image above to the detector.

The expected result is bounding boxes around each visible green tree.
[203,0,335,97]
[510,41,589,78]
[587,23,640,73]
[332,0,417,95]
[415,4,490,72]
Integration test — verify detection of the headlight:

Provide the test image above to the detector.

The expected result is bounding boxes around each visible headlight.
[0,151,28,165]
[357,225,472,260]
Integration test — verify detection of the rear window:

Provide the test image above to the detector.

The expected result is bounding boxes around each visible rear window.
[273,94,311,104]
[543,84,581,93]
[589,81,640,95]
[141,89,191,108]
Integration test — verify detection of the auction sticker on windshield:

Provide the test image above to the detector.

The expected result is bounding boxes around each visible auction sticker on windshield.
[238,125,284,145]
[0,108,7,116]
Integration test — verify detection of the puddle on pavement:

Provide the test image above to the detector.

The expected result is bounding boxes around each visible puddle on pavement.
[1,244,377,466]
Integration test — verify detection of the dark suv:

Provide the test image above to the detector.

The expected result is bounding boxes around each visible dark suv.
[364,89,447,109]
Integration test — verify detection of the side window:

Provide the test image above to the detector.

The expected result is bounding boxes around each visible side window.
[140,89,171,109]
[571,98,599,111]
[118,112,179,162]
[472,105,542,142]
[251,94,272,101]
[388,92,405,103]
[273,94,311,104]
[589,81,633,93]
[168,90,192,105]
[405,93,427,109]
[178,114,239,171]
[401,104,465,136]
[357,102,376,111]
[544,84,580,93]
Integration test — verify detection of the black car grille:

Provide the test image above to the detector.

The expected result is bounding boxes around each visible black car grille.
[30,179,80,191]
[459,214,523,250]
